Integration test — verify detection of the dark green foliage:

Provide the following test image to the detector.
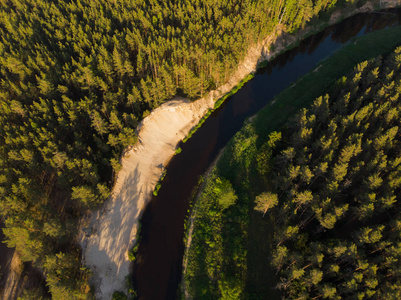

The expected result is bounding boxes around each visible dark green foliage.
[112,291,127,300]
[153,170,166,196]
[125,275,137,297]
[127,249,136,262]
[205,46,401,299]
[184,171,246,298]
[17,286,46,300]
[0,0,372,297]
[128,221,142,262]
[263,48,401,299]
[43,251,91,299]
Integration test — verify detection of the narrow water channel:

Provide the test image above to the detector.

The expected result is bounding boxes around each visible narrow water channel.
[133,10,401,299]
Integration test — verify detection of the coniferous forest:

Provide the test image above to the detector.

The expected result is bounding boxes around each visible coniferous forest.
[0,0,388,298]
[185,45,401,298]
[265,48,401,299]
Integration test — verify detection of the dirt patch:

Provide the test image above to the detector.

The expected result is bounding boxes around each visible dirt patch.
[0,251,23,299]
[0,223,48,300]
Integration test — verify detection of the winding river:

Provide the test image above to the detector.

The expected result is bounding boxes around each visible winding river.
[133,9,401,299]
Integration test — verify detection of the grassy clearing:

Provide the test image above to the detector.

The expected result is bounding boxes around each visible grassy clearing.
[183,25,401,299]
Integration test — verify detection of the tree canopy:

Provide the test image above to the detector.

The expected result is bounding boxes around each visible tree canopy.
[262,48,401,299]
[184,43,401,299]
[0,0,360,297]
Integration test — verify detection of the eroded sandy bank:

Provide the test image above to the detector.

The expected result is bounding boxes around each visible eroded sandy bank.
[79,97,214,298]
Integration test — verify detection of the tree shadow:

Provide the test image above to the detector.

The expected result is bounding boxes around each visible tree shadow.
[84,163,152,297]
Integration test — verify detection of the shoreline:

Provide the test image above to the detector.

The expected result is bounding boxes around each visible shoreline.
[180,146,226,300]
[78,1,401,298]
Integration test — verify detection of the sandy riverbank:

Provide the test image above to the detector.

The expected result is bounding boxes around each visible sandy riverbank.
[79,97,214,298]
[79,0,400,298]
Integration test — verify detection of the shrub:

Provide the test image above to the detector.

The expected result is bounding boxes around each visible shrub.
[112,291,127,300]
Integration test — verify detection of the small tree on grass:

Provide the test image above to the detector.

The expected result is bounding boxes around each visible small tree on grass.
[213,177,238,210]
[254,192,278,217]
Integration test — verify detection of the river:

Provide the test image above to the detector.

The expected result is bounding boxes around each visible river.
[132,9,401,300]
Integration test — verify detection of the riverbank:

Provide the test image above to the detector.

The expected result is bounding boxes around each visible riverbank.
[180,147,226,299]
[79,97,214,298]
[79,1,401,298]
[182,19,401,299]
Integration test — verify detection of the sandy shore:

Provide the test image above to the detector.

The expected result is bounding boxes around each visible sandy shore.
[79,0,401,298]
[79,97,215,298]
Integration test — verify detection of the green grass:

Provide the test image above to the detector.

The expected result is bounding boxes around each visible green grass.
[182,170,249,298]
[175,147,182,155]
[128,221,142,262]
[255,25,401,140]
[152,170,167,196]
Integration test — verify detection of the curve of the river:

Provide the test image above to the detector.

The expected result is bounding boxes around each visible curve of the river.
[133,9,401,299]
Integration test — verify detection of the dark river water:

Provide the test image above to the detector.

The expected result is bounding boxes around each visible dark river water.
[132,9,401,300]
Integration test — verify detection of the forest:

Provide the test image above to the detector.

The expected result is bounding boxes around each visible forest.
[264,48,401,299]
[184,43,401,298]
[0,0,376,298]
